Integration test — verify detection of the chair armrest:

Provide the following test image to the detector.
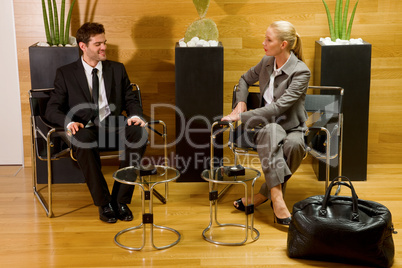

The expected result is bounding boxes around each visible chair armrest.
[305,117,340,159]
[142,114,165,137]
[33,116,72,159]
[307,112,338,128]
[142,114,157,124]
[35,116,68,140]
[215,120,233,126]
[211,120,234,137]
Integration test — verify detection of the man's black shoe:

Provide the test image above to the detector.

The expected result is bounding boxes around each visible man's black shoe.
[114,203,133,221]
[98,203,117,223]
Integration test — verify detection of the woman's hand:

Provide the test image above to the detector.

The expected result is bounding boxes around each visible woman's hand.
[221,101,247,122]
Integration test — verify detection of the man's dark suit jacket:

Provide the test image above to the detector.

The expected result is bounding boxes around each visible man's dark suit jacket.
[45,59,142,128]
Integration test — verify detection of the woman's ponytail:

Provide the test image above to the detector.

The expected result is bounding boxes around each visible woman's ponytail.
[292,33,304,62]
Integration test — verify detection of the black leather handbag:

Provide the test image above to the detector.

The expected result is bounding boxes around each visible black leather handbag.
[287,176,396,268]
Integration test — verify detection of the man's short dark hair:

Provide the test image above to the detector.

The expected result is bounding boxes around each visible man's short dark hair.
[76,22,105,45]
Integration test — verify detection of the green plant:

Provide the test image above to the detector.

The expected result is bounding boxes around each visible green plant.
[41,0,77,46]
[322,0,359,41]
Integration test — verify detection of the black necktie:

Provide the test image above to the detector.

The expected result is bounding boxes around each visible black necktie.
[92,68,99,119]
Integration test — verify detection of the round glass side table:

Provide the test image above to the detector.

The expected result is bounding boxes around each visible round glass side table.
[201,166,261,246]
[113,165,180,250]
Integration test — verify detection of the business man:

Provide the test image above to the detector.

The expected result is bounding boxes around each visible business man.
[46,22,148,223]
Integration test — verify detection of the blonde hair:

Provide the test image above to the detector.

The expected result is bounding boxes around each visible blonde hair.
[270,21,304,62]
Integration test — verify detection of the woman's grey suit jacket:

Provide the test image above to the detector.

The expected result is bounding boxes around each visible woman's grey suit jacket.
[235,52,311,131]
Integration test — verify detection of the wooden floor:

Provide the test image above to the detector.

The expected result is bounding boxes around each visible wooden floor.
[1,164,401,267]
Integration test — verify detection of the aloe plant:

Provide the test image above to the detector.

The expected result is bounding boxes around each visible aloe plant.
[322,0,359,41]
[41,0,77,46]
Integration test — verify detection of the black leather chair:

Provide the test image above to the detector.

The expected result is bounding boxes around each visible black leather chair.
[303,85,344,190]
[29,84,168,217]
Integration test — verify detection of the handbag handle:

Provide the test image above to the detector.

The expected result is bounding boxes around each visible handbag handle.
[320,176,360,221]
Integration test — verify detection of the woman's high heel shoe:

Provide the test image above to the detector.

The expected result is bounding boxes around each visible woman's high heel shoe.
[233,198,246,211]
[233,197,268,212]
[271,201,292,226]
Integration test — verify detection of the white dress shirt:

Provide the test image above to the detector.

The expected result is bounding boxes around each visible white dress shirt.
[263,55,291,106]
[82,58,111,122]
[66,58,142,131]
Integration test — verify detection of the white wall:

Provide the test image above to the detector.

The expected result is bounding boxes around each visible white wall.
[0,0,24,165]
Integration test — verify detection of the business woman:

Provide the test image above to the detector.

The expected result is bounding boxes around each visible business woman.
[222,21,310,225]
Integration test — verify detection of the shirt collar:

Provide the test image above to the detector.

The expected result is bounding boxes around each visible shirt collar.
[274,53,291,74]
[81,57,103,74]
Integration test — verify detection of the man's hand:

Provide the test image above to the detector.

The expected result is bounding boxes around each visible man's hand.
[221,101,247,122]
[127,117,146,127]
[67,122,84,135]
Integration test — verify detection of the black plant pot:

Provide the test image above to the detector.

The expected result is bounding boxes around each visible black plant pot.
[314,40,372,181]
[175,43,224,182]
[29,43,85,184]
[29,43,80,89]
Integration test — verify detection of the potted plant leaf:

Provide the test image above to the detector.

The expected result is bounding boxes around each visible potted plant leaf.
[322,0,359,42]
[29,0,80,90]
[313,0,371,182]
[41,0,77,46]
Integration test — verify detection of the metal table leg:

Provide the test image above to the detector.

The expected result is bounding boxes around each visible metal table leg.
[114,182,180,250]
[202,179,260,246]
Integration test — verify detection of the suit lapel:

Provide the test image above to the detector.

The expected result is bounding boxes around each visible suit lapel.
[281,52,297,76]
[273,53,297,98]
[263,58,274,90]
[260,57,274,107]
[102,61,113,100]
[72,59,92,102]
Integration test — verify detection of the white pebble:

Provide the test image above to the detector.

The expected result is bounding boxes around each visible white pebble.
[37,42,50,47]
[191,37,200,43]
[319,37,364,45]
[208,40,219,47]
[178,37,219,47]
[186,40,196,47]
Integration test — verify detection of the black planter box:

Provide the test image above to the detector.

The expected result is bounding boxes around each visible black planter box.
[29,43,80,89]
[314,40,372,181]
[29,43,85,183]
[175,43,224,182]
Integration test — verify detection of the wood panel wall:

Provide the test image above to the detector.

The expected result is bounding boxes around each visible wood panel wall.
[13,0,402,166]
